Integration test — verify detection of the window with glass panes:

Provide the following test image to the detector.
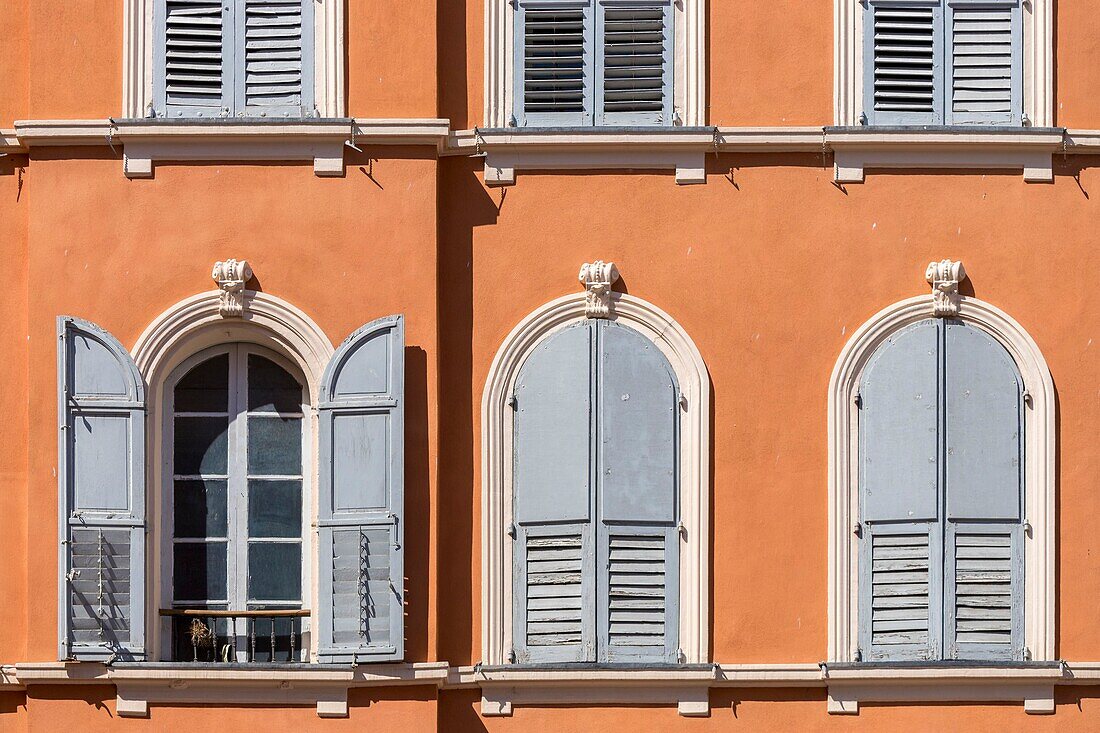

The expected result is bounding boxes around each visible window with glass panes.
[168,344,307,662]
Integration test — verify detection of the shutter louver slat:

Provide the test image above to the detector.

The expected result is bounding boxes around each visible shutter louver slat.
[244,0,304,110]
[949,6,1015,118]
[69,529,132,642]
[952,532,1013,645]
[872,6,936,114]
[523,8,587,113]
[869,531,932,652]
[607,533,666,648]
[601,8,667,112]
[165,0,224,108]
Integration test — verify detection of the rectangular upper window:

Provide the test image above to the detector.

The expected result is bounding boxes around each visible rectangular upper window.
[512,0,675,127]
[862,0,1021,126]
[152,0,315,119]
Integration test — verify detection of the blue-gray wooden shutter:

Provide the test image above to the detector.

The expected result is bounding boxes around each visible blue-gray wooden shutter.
[154,0,232,117]
[512,321,596,663]
[317,315,404,663]
[943,321,1024,660]
[595,0,673,126]
[57,317,146,662]
[514,0,594,126]
[863,0,944,125]
[596,320,679,662]
[858,319,942,662]
[944,0,1022,125]
[237,0,315,117]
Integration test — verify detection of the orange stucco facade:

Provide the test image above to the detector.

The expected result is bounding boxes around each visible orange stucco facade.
[5,0,1100,729]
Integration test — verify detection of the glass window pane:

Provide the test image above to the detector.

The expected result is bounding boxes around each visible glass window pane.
[173,542,228,601]
[174,479,228,538]
[248,354,302,413]
[248,479,302,538]
[248,542,302,601]
[174,416,229,475]
[174,354,229,412]
[247,416,302,475]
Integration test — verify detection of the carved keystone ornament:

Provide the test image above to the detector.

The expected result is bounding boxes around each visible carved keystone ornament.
[212,259,253,318]
[579,260,620,319]
[925,259,966,317]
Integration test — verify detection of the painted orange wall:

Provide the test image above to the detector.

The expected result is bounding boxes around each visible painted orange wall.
[0,2,28,127]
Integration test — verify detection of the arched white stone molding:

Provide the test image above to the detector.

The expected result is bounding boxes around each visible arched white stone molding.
[482,291,711,666]
[131,288,334,660]
[827,295,1055,664]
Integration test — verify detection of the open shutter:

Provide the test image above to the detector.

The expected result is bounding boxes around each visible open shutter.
[238,0,314,116]
[864,0,944,125]
[943,321,1024,660]
[858,320,942,661]
[514,0,594,126]
[513,322,596,663]
[154,0,231,117]
[596,320,679,662]
[595,0,673,125]
[57,317,146,662]
[945,0,1022,125]
[317,316,404,663]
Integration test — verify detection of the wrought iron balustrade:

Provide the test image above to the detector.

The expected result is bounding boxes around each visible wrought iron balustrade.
[160,609,310,664]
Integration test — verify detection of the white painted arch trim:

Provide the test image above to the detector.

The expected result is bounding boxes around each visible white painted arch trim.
[834,0,1053,127]
[827,294,1055,663]
[123,0,345,118]
[132,289,335,660]
[484,0,705,127]
[482,291,710,666]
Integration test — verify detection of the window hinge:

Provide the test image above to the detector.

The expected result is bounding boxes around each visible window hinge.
[507,523,517,539]
[678,393,688,410]
[508,648,517,663]
[676,647,686,663]
[854,392,863,409]
[854,647,863,662]
[858,111,868,125]
[508,113,518,127]
[676,520,687,540]
[1023,520,1033,536]
[1023,646,1033,661]
[1022,389,1032,405]
[853,521,863,538]
[507,394,518,409]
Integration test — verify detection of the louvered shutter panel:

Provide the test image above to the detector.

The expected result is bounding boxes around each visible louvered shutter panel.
[57,317,146,662]
[154,0,230,117]
[945,0,1021,124]
[864,0,944,125]
[596,320,679,662]
[943,321,1024,660]
[514,0,594,126]
[595,0,673,125]
[238,0,314,116]
[317,316,404,663]
[858,320,942,661]
[513,322,596,663]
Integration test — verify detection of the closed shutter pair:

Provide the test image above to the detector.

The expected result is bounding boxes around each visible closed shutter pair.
[858,318,1025,662]
[514,0,674,126]
[153,0,314,118]
[57,315,405,663]
[512,319,680,664]
[865,0,1022,125]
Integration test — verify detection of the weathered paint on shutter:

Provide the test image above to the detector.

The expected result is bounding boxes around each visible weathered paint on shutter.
[57,317,146,662]
[317,315,404,663]
[596,320,679,662]
[944,523,1023,659]
[595,0,673,126]
[512,321,596,663]
[238,0,314,116]
[154,0,230,117]
[864,0,944,125]
[945,0,1022,125]
[858,319,942,661]
[514,0,594,126]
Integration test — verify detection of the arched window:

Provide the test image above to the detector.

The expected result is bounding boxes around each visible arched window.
[163,344,308,662]
[482,263,710,677]
[828,266,1054,668]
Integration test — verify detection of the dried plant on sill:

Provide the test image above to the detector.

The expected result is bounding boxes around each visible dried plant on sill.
[188,618,215,648]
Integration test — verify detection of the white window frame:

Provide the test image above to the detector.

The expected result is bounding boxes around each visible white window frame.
[484,0,706,127]
[834,0,1053,127]
[123,0,345,119]
[132,288,334,662]
[482,290,710,667]
[159,343,311,661]
[827,294,1055,665]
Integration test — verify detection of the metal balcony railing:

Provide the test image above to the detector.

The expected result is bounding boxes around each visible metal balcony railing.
[159,609,310,664]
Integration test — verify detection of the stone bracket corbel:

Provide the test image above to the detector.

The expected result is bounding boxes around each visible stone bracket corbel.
[925,259,966,317]
[212,259,254,318]
[578,260,620,319]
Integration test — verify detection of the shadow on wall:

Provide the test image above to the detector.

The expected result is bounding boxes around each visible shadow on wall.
[406,345,431,662]
[436,157,501,664]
